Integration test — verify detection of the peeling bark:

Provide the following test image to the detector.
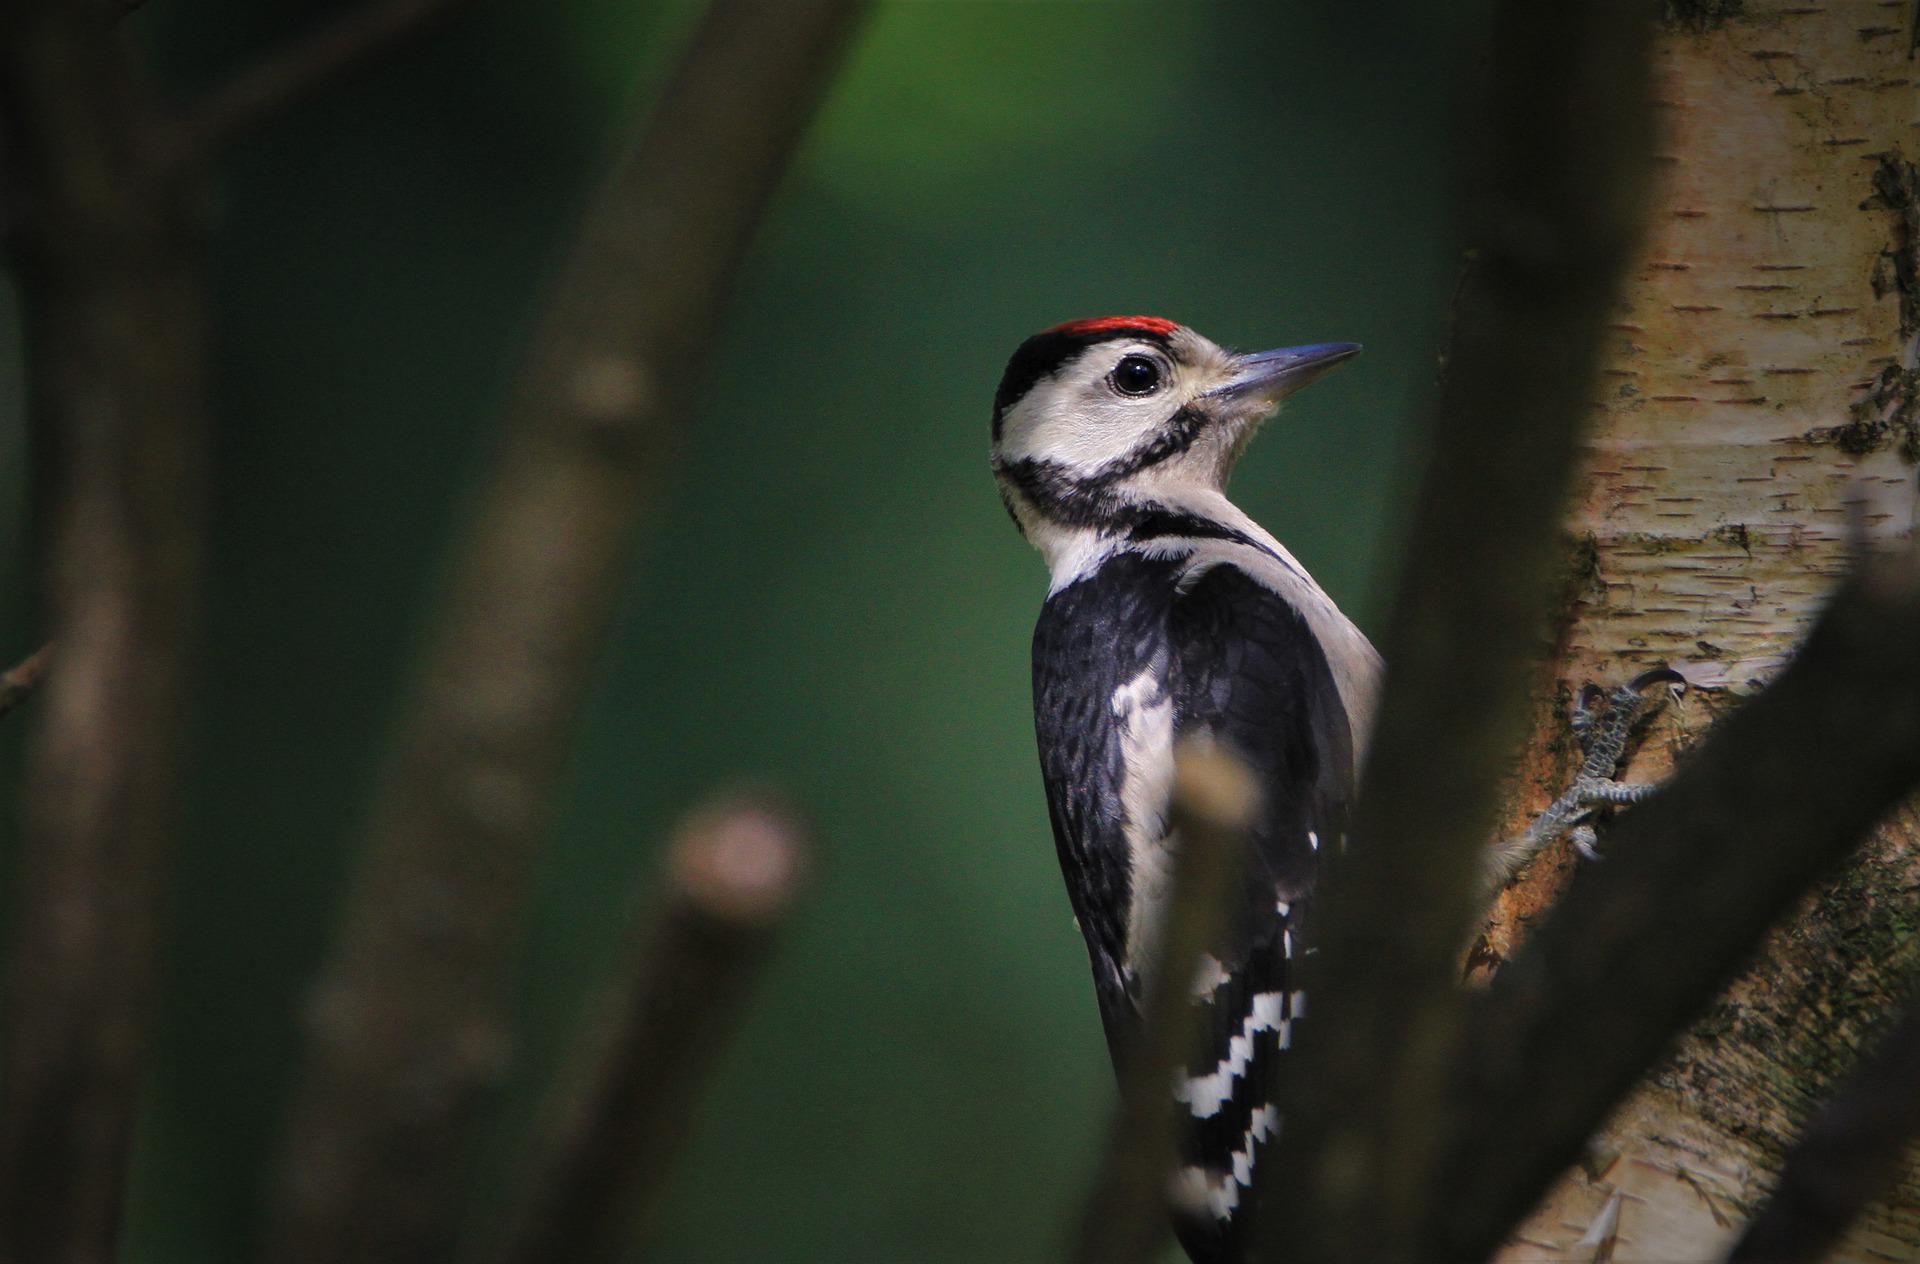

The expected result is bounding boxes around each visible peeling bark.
[1483,3,1920,1259]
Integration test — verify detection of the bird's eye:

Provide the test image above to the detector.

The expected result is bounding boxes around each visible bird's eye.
[1109,355,1163,397]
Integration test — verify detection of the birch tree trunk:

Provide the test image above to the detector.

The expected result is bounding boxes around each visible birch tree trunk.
[1478,3,1920,1259]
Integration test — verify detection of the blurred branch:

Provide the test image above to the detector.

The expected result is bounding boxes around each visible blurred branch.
[1436,540,1920,1262]
[264,2,869,1260]
[168,0,471,162]
[0,3,207,1261]
[495,796,811,1264]
[1071,743,1258,1264]
[1260,1,1657,1260]
[0,645,52,720]
[1726,979,1920,1264]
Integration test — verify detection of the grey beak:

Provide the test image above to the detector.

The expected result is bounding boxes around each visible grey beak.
[1212,341,1362,407]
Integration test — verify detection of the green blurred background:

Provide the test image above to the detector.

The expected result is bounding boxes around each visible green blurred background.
[0,2,1480,1260]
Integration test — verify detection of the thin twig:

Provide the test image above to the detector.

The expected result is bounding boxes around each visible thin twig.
[1257,2,1659,1260]
[0,645,53,720]
[1071,742,1259,1264]
[166,0,471,163]
[264,3,869,1261]
[494,796,810,1264]
[1436,540,1920,1263]
[0,3,208,1260]
[1727,979,1920,1264]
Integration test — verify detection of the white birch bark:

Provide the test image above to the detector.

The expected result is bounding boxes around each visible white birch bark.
[1482,3,1920,1259]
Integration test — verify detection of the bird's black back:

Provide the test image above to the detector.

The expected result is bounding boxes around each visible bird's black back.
[1031,546,1355,1263]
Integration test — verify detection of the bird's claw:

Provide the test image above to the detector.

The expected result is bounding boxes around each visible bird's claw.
[1486,667,1684,888]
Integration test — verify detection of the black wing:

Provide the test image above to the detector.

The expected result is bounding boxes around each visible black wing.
[1031,553,1185,1055]
[1165,560,1357,1263]
[1030,551,1359,1262]
[1171,560,1355,906]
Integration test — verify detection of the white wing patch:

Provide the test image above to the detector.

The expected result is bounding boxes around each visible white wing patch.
[1175,991,1293,1118]
[1169,1106,1282,1221]
[1111,667,1177,984]
[1231,1106,1281,1186]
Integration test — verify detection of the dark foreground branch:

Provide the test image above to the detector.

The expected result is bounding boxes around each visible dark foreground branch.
[1072,744,1258,1264]
[497,796,811,1264]
[0,645,52,721]
[1437,541,1920,1262]
[265,3,868,1260]
[168,0,471,162]
[1260,2,1658,1260]
[0,5,208,1262]
[1727,980,1920,1264]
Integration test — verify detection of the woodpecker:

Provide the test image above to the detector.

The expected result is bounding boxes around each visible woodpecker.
[991,316,1381,1262]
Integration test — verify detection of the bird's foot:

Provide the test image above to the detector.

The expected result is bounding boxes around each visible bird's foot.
[1486,667,1685,889]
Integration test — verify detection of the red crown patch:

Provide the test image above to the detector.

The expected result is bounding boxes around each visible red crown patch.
[1042,315,1181,339]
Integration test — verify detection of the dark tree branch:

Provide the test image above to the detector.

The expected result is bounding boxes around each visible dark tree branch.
[0,645,53,720]
[264,2,869,1260]
[1727,979,1920,1264]
[166,0,471,163]
[1436,540,1920,1263]
[495,796,811,1264]
[0,4,208,1261]
[1072,744,1259,1264]
[1259,2,1658,1260]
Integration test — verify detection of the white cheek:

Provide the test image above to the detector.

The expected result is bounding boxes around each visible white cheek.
[998,379,1163,474]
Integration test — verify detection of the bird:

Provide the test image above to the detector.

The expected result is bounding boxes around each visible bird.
[990,316,1382,1262]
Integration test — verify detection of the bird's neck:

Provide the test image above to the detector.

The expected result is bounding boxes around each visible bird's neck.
[995,455,1267,585]
[1025,489,1252,592]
